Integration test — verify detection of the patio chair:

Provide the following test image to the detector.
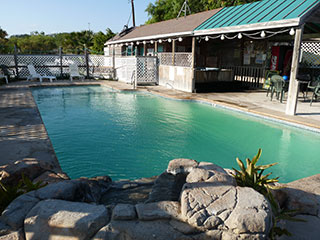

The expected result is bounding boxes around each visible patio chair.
[307,76,320,98]
[0,65,16,81]
[310,80,320,106]
[0,73,8,84]
[27,64,56,83]
[265,71,280,97]
[69,64,85,81]
[270,75,286,103]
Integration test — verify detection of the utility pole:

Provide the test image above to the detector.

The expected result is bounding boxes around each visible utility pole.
[131,0,136,27]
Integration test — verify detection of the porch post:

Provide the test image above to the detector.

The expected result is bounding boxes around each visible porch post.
[155,41,158,55]
[285,26,304,116]
[143,43,147,56]
[191,37,196,92]
[172,39,176,66]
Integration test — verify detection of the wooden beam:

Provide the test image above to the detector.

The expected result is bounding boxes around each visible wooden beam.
[191,37,196,92]
[155,41,158,55]
[172,40,176,66]
[143,43,147,56]
[285,26,304,116]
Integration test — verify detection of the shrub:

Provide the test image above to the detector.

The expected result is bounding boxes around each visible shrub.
[0,174,47,213]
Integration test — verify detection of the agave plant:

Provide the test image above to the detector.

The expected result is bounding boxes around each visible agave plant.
[232,148,279,196]
[232,149,305,240]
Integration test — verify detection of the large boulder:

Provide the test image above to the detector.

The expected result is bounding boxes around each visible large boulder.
[278,214,320,240]
[34,180,80,201]
[0,160,48,185]
[186,162,236,186]
[1,192,40,230]
[135,201,180,221]
[32,171,69,185]
[181,182,272,238]
[93,220,189,240]
[24,199,109,240]
[275,174,320,217]
[146,172,187,203]
[0,229,24,240]
[167,158,198,175]
[112,204,137,220]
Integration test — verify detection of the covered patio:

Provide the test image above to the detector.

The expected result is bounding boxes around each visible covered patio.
[105,0,320,116]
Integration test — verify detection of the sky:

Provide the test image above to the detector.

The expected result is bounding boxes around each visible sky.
[0,0,154,36]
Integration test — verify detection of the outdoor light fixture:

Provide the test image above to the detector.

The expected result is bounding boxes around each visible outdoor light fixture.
[289,28,295,36]
[115,44,118,47]
[238,33,242,39]
[168,38,172,43]
[131,42,134,45]
[178,37,183,42]
[126,43,129,46]
[159,39,163,43]
[260,31,266,38]
[120,44,123,47]
[205,36,209,41]
[151,40,154,44]
[136,41,140,45]
[143,41,146,45]
[221,34,225,40]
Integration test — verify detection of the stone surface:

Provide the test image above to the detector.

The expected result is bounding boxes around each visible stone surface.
[136,201,181,221]
[276,174,320,217]
[146,172,187,203]
[186,163,236,186]
[279,214,320,240]
[1,192,39,230]
[169,219,199,235]
[0,229,25,240]
[112,204,136,220]
[0,220,10,236]
[167,158,198,175]
[224,187,272,235]
[101,178,155,206]
[24,199,109,240]
[93,220,188,240]
[0,160,47,185]
[181,182,272,236]
[34,180,79,201]
[32,171,69,185]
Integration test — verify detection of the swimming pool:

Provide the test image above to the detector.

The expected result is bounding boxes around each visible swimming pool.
[32,86,320,183]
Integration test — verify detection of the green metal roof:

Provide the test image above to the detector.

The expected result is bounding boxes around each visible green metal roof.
[195,0,320,31]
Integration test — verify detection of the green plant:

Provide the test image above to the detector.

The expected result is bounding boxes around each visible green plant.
[0,174,47,213]
[233,149,279,195]
[232,149,304,239]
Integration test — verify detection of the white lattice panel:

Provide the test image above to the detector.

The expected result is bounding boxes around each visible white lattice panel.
[136,57,158,83]
[0,55,15,66]
[174,53,192,67]
[115,57,136,83]
[159,53,173,66]
[89,55,105,67]
[17,55,60,77]
[301,42,320,68]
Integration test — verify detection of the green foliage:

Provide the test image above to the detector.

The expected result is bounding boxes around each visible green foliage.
[0,28,116,55]
[232,148,279,195]
[145,0,260,24]
[0,174,47,213]
[232,149,305,239]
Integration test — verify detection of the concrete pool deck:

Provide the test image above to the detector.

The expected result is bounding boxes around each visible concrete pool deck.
[0,79,320,169]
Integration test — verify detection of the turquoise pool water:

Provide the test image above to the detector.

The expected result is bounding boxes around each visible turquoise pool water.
[32,86,320,183]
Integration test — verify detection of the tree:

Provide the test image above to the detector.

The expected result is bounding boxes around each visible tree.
[146,0,260,24]
[0,27,9,53]
[91,28,116,54]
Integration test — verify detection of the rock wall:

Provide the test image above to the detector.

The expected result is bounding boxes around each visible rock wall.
[0,159,319,240]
